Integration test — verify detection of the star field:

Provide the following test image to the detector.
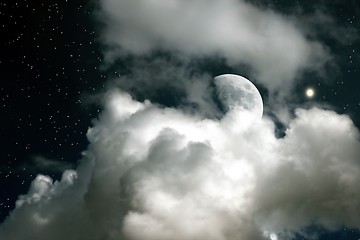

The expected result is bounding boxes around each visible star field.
[0,0,104,221]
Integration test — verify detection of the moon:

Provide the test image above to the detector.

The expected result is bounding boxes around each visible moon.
[214,74,263,118]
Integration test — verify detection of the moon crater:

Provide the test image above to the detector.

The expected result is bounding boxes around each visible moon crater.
[214,74,263,118]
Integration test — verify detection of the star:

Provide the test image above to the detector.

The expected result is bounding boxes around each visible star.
[305,88,315,98]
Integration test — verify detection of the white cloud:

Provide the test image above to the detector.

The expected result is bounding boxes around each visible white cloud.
[1,91,360,239]
[98,0,331,92]
[253,108,360,235]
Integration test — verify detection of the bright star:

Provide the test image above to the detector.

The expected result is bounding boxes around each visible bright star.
[306,88,315,98]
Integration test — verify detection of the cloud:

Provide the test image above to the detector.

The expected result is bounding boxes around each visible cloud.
[97,0,331,93]
[106,57,220,117]
[1,91,360,240]
[25,156,74,174]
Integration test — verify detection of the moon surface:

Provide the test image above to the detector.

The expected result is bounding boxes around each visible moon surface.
[214,74,263,118]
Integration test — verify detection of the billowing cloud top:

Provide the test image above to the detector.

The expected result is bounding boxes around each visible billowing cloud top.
[1,91,360,240]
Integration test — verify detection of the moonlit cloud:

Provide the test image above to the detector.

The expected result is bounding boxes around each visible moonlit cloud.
[1,91,360,240]
[107,57,220,117]
[98,0,331,93]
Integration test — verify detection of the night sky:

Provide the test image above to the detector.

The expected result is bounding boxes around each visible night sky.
[1,0,103,220]
[1,0,360,239]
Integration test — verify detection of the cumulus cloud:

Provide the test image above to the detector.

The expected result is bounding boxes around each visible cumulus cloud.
[97,0,331,93]
[1,91,360,240]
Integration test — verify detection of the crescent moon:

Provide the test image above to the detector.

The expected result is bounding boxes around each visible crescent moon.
[214,74,263,118]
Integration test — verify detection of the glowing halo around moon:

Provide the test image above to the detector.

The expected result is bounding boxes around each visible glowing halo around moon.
[214,74,263,118]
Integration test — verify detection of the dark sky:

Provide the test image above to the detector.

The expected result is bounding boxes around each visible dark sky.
[0,0,359,239]
[0,0,103,220]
